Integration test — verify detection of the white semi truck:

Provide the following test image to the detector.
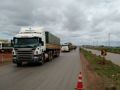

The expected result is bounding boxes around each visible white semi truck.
[0,40,12,53]
[61,43,77,52]
[61,44,70,52]
[12,27,60,66]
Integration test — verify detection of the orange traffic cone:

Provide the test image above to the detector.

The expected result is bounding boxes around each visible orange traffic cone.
[75,72,83,90]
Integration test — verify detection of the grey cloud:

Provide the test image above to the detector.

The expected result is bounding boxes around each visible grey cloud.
[63,3,87,31]
[0,0,35,25]
[33,8,63,26]
[0,0,120,45]
[0,0,36,37]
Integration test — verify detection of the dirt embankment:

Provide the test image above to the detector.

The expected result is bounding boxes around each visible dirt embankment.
[0,53,12,64]
[80,53,107,90]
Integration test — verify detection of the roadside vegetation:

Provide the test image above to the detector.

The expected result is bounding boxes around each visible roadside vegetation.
[83,45,120,54]
[105,47,120,54]
[80,48,120,89]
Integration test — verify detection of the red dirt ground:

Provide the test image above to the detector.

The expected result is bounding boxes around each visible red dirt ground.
[80,52,104,90]
[0,53,12,64]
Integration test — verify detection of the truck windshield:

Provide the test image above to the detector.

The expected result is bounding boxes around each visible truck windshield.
[62,45,68,46]
[14,38,39,48]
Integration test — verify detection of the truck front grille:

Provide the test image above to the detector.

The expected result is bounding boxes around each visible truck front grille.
[17,50,33,60]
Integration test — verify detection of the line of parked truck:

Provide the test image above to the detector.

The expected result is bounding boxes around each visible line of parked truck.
[0,26,76,66]
[0,40,12,53]
[61,43,77,52]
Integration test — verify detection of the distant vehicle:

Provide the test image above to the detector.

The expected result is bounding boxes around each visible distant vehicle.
[0,41,12,53]
[72,45,77,50]
[11,27,61,66]
[61,42,77,52]
[61,44,70,52]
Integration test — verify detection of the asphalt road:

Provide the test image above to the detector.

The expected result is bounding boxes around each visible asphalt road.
[0,49,81,90]
[86,48,120,66]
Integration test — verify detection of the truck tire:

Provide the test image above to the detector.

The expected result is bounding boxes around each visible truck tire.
[48,52,50,61]
[56,50,60,57]
[40,54,45,65]
[17,63,22,67]
[51,51,53,60]
[48,51,53,61]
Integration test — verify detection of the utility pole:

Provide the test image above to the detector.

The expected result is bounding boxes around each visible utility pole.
[96,40,98,46]
[108,33,111,47]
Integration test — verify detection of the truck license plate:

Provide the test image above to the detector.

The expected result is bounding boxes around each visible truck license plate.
[22,62,27,64]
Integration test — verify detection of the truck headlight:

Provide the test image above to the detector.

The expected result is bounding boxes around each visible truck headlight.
[12,51,14,55]
[34,51,39,55]
[12,49,16,55]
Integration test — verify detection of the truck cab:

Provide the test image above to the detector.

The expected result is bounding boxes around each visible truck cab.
[0,41,12,53]
[61,44,70,52]
[12,27,46,66]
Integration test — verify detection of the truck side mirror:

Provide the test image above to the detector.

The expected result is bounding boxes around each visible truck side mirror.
[39,38,44,46]
[41,41,44,46]
[11,40,14,47]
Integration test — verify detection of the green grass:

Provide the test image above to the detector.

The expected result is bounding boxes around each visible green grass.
[88,46,120,54]
[107,47,120,54]
[81,48,120,88]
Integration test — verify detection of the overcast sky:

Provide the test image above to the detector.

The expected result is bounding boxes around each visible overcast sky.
[0,0,120,46]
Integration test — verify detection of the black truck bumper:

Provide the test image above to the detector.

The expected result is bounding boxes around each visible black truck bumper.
[12,55,41,64]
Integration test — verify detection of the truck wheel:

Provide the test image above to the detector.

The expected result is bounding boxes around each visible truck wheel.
[57,51,60,57]
[48,51,53,61]
[40,54,45,65]
[48,52,51,61]
[17,63,22,67]
[51,51,53,60]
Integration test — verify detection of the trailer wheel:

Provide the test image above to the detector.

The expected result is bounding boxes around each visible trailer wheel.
[48,51,53,61]
[48,52,50,61]
[56,51,60,57]
[51,51,53,60]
